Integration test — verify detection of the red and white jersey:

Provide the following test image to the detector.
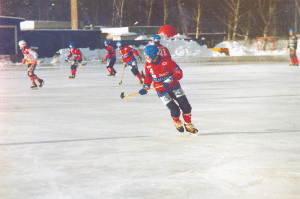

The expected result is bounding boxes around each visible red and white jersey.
[118,46,139,63]
[67,48,82,62]
[22,47,38,65]
[104,45,116,61]
[144,56,182,92]
[155,44,171,58]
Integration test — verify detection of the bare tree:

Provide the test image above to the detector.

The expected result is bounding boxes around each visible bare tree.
[145,0,154,26]
[211,0,248,41]
[190,0,204,39]
[163,0,168,25]
[257,0,277,37]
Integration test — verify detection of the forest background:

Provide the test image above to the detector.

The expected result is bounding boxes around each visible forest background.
[0,0,299,41]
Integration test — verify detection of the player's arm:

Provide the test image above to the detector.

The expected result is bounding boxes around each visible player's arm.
[133,48,142,61]
[163,61,183,88]
[139,65,153,95]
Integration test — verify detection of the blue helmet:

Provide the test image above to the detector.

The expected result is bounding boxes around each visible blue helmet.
[290,29,295,33]
[144,45,159,63]
[69,42,75,48]
[151,35,161,44]
[104,40,110,46]
[116,41,123,48]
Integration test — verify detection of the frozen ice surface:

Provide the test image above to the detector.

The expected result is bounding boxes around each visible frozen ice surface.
[0,60,299,199]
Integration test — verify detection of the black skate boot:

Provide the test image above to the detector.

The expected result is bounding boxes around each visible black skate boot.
[108,71,117,77]
[69,75,75,79]
[39,79,44,87]
[184,123,198,135]
[30,83,38,89]
[174,120,184,133]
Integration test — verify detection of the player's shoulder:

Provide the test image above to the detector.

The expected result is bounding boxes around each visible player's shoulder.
[160,56,174,63]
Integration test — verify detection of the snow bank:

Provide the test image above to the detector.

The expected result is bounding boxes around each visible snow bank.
[38,34,291,65]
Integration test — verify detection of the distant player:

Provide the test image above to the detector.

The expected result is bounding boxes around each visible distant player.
[65,42,83,78]
[116,41,144,84]
[139,45,198,134]
[18,40,44,89]
[287,29,299,66]
[103,40,117,76]
[151,34,171,59]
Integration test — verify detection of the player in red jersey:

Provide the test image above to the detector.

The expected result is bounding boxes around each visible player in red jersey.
[151,34,171,59]
[103,40,117,76]
[139,45,198,134]
[116,41,144,84]
[65,42,83,78]
[18,40,44,89]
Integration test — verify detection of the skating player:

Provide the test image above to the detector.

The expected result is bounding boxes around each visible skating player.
[139,45,198,134]
[116,41,144,84]
[103,40,117,76]
[18,40,44,89]
[151,34,171,59]
[287,29,299,66]
[65,42,83,78]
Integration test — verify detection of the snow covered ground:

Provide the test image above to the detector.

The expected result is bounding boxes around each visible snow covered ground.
[0,59,299,198]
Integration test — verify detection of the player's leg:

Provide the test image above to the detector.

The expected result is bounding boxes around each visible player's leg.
[70,64,77,78]
[28,64,38,88]
[290,49,295,66]
[160,92,184,132]
[294,50,299,66]
[173,87,198,134]
[130,60,143,84]
[107,58,117,76]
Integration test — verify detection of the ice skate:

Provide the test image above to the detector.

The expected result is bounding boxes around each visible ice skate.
[69,75,75,79]
[184,123,198,135]
[108,71,117,77]
[174,120,184,133]
[30,83,38,89]
[39,79,44,87]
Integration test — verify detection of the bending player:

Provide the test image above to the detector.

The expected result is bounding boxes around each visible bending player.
[18,40,44,89]
[116,41,144,84]
[139,45,198,134]
[151,34,171,59]
[103,40,117,76]
[65,42,83,78]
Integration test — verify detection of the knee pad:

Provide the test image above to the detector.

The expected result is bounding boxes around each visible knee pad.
[27,71,34,77]
[166,101,181,118]
[177,96,192,114]
[131,67,139,75]
[71,64,77,70]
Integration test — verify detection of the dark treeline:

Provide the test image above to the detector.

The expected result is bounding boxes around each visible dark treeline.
[0,0,298,40]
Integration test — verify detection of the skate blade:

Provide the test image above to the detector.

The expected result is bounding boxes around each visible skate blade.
[189,130,199,136]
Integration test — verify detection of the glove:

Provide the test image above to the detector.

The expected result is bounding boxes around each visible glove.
[65,57,69,62]
[138,56,142,61]
[139,84,149,95]
[163,76,173,88]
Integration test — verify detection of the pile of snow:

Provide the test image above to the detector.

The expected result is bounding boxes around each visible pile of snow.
[215,41,289,56]
[34,34,290,65]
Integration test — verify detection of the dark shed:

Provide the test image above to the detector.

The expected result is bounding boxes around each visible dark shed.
[0,16,25,58]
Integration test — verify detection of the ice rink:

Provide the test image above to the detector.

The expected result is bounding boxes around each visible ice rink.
[0,60,299,199]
